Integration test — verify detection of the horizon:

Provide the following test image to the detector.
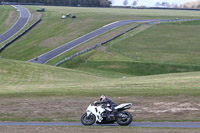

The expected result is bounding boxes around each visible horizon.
[111,0,197,7]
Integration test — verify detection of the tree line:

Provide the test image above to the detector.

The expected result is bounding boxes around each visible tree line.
[1,0,112,7]
[183,0,200,8]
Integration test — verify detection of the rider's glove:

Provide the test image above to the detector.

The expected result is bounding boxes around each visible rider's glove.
[93,101,98,106]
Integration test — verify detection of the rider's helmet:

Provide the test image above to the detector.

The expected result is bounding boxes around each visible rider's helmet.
[100,95,107,101]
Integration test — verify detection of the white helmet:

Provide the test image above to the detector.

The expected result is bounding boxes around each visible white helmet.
[100,95,106,101]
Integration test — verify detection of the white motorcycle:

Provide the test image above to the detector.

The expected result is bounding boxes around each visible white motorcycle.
[81,102,133,126]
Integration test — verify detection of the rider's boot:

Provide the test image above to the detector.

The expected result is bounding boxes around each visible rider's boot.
[107,112,111,119]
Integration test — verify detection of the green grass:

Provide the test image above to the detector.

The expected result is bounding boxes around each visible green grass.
[1,6,200,61]
[0,58,200,97]
[0,5,19,35]
[0,8,42,48]
[110,20,200,65]
[55,20,200,77]
[1,7,200,123]
[61,59,200,77]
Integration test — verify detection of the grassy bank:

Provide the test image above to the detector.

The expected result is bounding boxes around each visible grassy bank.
[1,6,200,61]
[0,58,200,97]
[110,20,200,65]
[0,5,19,36]
[53,21,200,77]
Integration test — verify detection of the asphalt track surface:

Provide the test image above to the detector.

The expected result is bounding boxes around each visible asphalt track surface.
[0,122,200,128]
[28,18,199,64]
[0,5,30,44]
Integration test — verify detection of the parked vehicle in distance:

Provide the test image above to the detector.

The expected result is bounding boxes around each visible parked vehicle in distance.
[36,8,45,12]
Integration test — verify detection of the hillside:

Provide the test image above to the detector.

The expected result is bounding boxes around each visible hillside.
[1,6,200,61]
[110,21,200,64]
[0,58,200,122]
[0,6,200,122]
[0,58,104,97]
[51,20,200,77]
[0,5,19,35]
[0,58,199,97]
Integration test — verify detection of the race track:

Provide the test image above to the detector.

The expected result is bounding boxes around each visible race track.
[0,5,30,44]
[0,122,200,128]
[28,19,199,64]
[28,19,153,64]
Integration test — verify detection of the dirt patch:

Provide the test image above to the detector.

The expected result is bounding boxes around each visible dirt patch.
[96,46,113,56]
[38,20,97,48]
[39,36,67,48]
[0,96,199,122]
[129,102,199,113]
[5,11,18,26]
[29,11,42,22]
[0,69,7,74]
[135,24,152,34]
[124,96,200,121]
[0,126,200,133]
[98,65,128,69]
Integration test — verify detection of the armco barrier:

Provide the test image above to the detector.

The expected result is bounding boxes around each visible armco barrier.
[54,19,200,67]
[0,18,41,53]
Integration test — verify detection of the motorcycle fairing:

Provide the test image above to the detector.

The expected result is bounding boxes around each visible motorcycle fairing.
[115,103,132,110]
[86,104,105,122]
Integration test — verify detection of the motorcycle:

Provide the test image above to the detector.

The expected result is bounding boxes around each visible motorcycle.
[81,101,133,126]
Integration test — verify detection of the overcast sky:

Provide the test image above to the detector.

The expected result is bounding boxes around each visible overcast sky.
[111,0,197,6]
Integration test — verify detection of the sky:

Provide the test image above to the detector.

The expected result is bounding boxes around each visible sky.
[111,0,197,7]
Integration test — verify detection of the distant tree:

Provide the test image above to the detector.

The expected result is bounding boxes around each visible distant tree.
[99,0,112,7]
[161,2,166,6]
[155,2,161,7]
[161,1,170,7]
[109,0,114,4]
[132,0,137,6]
[123,0,128,6]
[171,3,178,8]
[0,0,112,7]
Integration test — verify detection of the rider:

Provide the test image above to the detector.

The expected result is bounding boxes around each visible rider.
[95,95,117,119]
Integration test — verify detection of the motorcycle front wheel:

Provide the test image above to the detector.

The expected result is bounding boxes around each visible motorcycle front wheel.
[116,111,133,126]
[81,113,96,126]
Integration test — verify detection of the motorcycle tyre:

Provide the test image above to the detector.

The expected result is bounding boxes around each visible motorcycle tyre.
[116,111,133,126]
[81,113,96,126]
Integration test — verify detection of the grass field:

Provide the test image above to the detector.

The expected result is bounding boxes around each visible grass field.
[110,20,200,65]
[0,5,19,36]
[0,6,200,123]
[0,6,43,49]
[1,6,200,61]
[53,20,200,77]
[1,58,200,97]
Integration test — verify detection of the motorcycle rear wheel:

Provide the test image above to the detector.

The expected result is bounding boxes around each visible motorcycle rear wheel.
[81,113,96,126]
[116,111,133,126]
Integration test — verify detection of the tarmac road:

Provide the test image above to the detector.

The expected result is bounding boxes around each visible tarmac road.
[0,5,30,44]
[0,122,200,128]
[28,19,153,64]
[28,18,199,64]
